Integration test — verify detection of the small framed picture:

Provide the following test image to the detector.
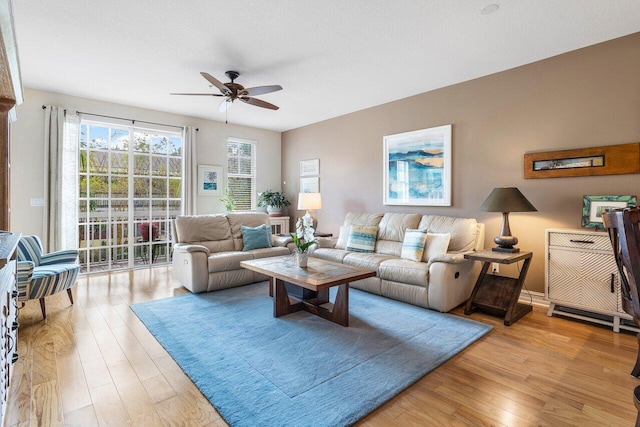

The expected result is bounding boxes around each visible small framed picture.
[198,165,223,196]
[300,159,320,176]
[300,176,319,193]
[582,195,636,228]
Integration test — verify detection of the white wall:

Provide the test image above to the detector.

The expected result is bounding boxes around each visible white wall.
[10,88,282,237]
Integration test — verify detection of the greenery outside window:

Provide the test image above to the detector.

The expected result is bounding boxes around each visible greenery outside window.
[79,120,182,272]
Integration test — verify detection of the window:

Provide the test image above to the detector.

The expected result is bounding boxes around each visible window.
[227,138,256,210]
[78,120,182,272]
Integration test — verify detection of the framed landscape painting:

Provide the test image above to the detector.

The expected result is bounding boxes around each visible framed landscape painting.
[198,165,223,196]
[383,124,452,206]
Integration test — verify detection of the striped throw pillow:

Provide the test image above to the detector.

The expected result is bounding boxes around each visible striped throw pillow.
[346,225,378,253]
[400,229,429,262]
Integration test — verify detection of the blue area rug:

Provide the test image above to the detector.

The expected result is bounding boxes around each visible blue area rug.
[131,283,492,427]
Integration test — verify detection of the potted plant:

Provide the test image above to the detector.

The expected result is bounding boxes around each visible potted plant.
[290,214,317,267]
[220,188,237,212]
[257,190,291,216]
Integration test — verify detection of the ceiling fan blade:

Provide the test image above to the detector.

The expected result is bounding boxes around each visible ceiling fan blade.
[239,97,279,110]
[219,99,233,113]
[170,93,224,96]
[243,85,283,97]
[201,72,232,96]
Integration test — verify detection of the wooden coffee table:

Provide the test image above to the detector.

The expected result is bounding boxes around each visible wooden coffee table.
[240,255,376,327]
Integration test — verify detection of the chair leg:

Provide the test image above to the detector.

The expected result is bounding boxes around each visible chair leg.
[633,333,640,377]
[67,288,74,305]
[39,298,46,319]
[634,386,640,427]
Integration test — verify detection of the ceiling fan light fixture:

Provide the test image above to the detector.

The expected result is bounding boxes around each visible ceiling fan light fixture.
[171,71,282,114]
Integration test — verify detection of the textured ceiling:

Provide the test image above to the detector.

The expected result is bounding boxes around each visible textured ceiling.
[12,0,640,132]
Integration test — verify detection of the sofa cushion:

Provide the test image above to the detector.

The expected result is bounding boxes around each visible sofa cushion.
[208,251,254,273]
[422,233,451,262]
[174,214,231,243]
[227,212,271,237]
[400,229,428,262]
[247,246,290,260]
[346,225,378,253]
[312,248,351,263]
[241,224,272,251]
[379,259,429,287]
[378,213,422,242]
[418,215,477,252]
[374,240,403,257]
[343,252,394,271]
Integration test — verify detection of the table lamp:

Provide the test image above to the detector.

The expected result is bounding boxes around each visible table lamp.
[479,187,537,253]
[298,193,322,230]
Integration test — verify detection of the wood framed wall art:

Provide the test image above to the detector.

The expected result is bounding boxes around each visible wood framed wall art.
[523,142,640,179]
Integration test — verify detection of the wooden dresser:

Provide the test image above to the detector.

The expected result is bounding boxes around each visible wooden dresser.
[0,232,19,424]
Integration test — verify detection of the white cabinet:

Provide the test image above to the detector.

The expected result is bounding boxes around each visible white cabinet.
[269,216,290,235]
[545,228,635,332]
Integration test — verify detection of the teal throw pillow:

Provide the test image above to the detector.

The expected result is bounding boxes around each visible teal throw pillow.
[345,224,378,253]
[241,224,272,251]
[400,229,428,262]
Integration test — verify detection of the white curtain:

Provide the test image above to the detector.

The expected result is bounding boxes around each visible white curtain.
[43,105,79,251]
[182,126,197,215]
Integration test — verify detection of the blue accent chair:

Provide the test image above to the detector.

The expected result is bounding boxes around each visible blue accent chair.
[16,235,80,319]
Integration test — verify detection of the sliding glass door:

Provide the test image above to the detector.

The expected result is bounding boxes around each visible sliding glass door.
[78,120,182,273]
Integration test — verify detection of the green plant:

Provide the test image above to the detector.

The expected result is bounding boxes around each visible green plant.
[220,188,237,212]
[257,190,291,208]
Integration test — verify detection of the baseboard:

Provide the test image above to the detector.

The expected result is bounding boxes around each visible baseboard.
[518,290,548,308]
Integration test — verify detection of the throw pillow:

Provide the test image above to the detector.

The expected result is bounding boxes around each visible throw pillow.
[400,229,429,262]
[335,225,349,249]
[241,224,272,251]
[422,232,451,262]
[345,225,378,253]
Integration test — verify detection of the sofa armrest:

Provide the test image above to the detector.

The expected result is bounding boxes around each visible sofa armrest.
[40,249,79,265]
[174,243,210,256]
[427,255,481,312]
[427,252,469,265]
[172,247,209,293]
[316,237,337,249]
[272,235,293,248]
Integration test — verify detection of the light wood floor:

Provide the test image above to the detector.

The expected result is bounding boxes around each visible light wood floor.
[4,267,639,426]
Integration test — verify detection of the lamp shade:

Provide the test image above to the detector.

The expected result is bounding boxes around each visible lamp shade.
[297,193,322,210]
[478,187,537,213]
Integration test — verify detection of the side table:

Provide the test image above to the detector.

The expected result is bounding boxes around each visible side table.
[464,249,533,326]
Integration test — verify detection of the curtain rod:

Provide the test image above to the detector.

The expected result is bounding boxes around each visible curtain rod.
[41,105,198,131]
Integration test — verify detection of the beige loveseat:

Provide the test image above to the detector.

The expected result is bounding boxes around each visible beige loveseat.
[171,212,291,293]
[311,212,485,312]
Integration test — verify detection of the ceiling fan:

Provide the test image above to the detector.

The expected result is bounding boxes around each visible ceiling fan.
[171,71,282,113]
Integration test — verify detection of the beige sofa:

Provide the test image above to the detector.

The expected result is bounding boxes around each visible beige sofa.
[171,212,291,293]
[311,212,484,312]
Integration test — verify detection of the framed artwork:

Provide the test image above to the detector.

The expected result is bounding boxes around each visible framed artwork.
[198,165,223,196]
[581,195,636,228]
[383,124,452,206]
[300,159,320,176]
[524,143,640,179]
[300,176,319,193]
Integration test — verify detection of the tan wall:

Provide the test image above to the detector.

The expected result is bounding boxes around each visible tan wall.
[282,32,640,293]
[11,88,281,238]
